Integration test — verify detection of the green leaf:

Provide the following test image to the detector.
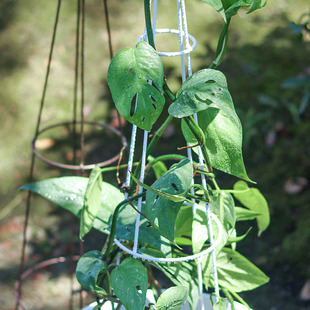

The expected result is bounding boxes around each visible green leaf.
[235,206,261,221]
[112,202,172,257]
[210,191,236,232]
[215,247,269,292]
[226,227,252,245]
[145,158,193,241]
[203,0,267,21]
[20,177,124,231]
[211,20,230,68]
[195,203,227,289]
[156,286,188,310]
[233,181,269,236]
[75,250,107,295]
[168,69,238,122]
[181,106,252,182]
[148,155,168,179]
[21,177,171,252]
[107,41,165,131]
[153,261,200,310]
[110,258,148,310]
[174,205,193,245]
[131,173,187,203]
[80,166,103,240]
[211,295,229,310]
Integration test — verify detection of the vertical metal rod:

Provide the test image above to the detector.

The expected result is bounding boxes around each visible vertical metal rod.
[15,1,62,309]
[80,0,86,172]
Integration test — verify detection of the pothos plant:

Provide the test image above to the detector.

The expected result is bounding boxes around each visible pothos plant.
[22,1,270,309]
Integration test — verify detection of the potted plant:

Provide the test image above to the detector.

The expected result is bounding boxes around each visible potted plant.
[21,0,270,309]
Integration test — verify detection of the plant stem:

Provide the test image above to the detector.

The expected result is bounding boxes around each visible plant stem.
[222,288,235,310]
[226,289,251,310]
[144,0,155,49]
[102,192,146,258]
[163,82,176,102]
[183,115,212,172]
[147,154,184,166]
[100,162,138,173]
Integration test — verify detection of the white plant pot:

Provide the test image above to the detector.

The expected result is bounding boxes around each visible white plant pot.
[82,290,250,310]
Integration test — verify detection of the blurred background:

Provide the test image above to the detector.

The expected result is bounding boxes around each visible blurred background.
[0,0,309,309]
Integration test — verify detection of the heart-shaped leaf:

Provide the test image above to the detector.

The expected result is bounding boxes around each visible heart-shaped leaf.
[145,158,193,242]
[108,41,165,131]
[233,181,269,236]
[21,177,171,252]
[168,69,238,123]
[214,247,269,292]
[156,286,188,310]
[20,177,123,230]
[80,166,103,239]
[75,250,107,295]
[110,258,148,310]
[181,107,253,182]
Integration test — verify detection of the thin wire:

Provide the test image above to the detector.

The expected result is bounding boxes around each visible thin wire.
[180,0,219,298]
[69,1,81,309]
[176,2,204,307]
[80,0,86,172]
[114,210,223,262]
[72,0,81,166]
[132,0,157,255]
[15,1,62,309]
[103,0,113,60]
[133,130,149,255]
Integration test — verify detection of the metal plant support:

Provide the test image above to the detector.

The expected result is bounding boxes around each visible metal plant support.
[15,1,125,309]
[113,0,222,307]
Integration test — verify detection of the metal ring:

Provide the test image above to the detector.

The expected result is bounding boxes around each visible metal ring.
[113,211,223,263]
[31,121,127,171]
[138,28,197,57]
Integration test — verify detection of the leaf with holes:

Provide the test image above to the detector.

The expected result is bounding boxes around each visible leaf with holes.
[233,181,269,236]
[168,69,238,123]
[131,173,187,203]
[145,158,193,242]
[108,41,165,131]
[75,250,107,295]
[181,106,253,182]
[110,258,148,310]
[156,286,188,310]
[80,166,103,240]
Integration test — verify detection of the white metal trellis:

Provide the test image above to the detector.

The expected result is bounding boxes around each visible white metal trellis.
[114,0,221,305]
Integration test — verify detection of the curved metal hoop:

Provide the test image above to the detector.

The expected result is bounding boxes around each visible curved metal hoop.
[31,121,127,170]
[114,211,223,263]
[139,28,197,57]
